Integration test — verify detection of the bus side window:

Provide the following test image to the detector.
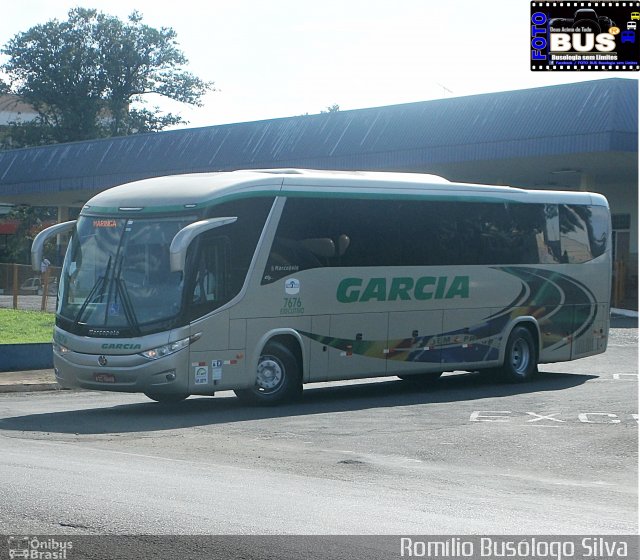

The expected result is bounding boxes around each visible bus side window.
[542,204,561,263]
[560,205,594,263]
[263,198,354,282]
[188,236,231,319]
[266,236,338,273]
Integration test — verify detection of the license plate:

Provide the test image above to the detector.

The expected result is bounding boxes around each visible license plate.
[94,373,116,383]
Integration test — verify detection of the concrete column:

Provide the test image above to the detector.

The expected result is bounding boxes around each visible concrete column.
[579,172,594,191]
[57,206,69,222]
[55,206,71,266]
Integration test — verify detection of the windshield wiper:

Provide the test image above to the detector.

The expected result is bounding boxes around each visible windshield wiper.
[115,277,141,336]
[75,256,112,324]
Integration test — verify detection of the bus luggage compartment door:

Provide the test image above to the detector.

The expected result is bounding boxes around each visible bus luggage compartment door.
[387,310,443,375]
[327,313,388,381]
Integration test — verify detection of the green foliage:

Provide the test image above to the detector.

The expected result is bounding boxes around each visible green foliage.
[0,206,57,264]
[1,8,214,147]
[0,308,55,344]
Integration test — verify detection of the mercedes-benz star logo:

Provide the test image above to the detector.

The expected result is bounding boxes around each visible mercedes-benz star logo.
[98,355,108,367]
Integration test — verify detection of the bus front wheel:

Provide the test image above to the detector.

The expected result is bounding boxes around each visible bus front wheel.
[234,341,302,406]
[499,326,538,383]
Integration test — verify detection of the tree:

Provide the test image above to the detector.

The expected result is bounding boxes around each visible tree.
[1,8,213,146]
[0,205,58,264]
[321,104,340,113]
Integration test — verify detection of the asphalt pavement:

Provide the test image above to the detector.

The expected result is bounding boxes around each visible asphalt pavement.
[0,325,636,536]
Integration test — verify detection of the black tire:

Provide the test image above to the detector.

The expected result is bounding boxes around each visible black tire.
[144,392,189,403]
[499,326,538,383]
[234,341,302,406]
[398,371,443,383]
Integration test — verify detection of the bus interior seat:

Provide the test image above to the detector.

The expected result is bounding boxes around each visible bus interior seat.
[337,234,350,256]
[269,235,350,269]
[300,238,336,258]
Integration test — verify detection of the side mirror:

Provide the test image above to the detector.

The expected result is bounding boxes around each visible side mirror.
[31,220,77,272]
[169,217,237,272]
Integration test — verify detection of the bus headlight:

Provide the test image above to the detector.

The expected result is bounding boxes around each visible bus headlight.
[53,342,70,354]
[140,337,190,360]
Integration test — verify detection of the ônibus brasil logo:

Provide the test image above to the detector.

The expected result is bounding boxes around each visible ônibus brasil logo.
[7,536,73,559]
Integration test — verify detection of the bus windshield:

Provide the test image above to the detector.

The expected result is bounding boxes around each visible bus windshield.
[58,215,196,335]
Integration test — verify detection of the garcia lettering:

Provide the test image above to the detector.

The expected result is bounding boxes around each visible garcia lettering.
[101,343,142,350]
[337,276,469,303]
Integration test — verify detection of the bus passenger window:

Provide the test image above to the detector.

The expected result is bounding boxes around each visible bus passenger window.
[188,236,230,319]
[560,205,594,263]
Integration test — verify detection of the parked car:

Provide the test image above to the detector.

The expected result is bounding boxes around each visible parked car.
[43,278,59,296]
[20,277,42,294]
[19,277,58,295]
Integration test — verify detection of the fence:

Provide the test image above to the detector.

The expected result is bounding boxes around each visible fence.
[0,263,61,313]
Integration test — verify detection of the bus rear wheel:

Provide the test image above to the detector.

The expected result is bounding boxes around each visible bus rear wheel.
[499,326,538,383]
[234,341,302,406]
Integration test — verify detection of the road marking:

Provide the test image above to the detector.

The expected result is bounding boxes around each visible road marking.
[469,411,511,422]
[612,373,638,380]
[525,412,563,423]
[470,411,638,425]
[578,413,621,424]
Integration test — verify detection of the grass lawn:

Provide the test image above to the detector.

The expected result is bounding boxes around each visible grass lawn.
[0,308,55,344]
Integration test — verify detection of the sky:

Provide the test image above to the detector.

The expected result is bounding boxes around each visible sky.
[1,0,638,129]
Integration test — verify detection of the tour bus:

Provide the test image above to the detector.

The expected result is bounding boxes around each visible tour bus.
[32,169,611,405]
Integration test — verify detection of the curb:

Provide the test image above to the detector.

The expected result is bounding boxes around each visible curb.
[0,369,60,394]
[611,307,639,319]
[0,382,62,393]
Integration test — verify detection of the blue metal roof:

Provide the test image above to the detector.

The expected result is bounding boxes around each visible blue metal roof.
[0,78,636,199]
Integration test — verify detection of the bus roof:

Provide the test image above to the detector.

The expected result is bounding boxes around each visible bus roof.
[82,169,606,215]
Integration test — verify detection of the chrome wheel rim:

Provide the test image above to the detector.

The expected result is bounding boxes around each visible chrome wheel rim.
[256,356,284,392]
[511,338,531,375]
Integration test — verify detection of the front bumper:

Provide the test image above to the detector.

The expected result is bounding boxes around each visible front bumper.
[53,346,190,395]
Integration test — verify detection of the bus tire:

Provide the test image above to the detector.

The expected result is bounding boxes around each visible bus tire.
[235,341,302,406]
[499,326,538,383]
[144,392,189,403]
[397,372,443,383]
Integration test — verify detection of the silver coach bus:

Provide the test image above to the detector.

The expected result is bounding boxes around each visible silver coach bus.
[32,169,611,404]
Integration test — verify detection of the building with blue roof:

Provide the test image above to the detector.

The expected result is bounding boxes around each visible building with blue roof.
[0,77,637,306]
